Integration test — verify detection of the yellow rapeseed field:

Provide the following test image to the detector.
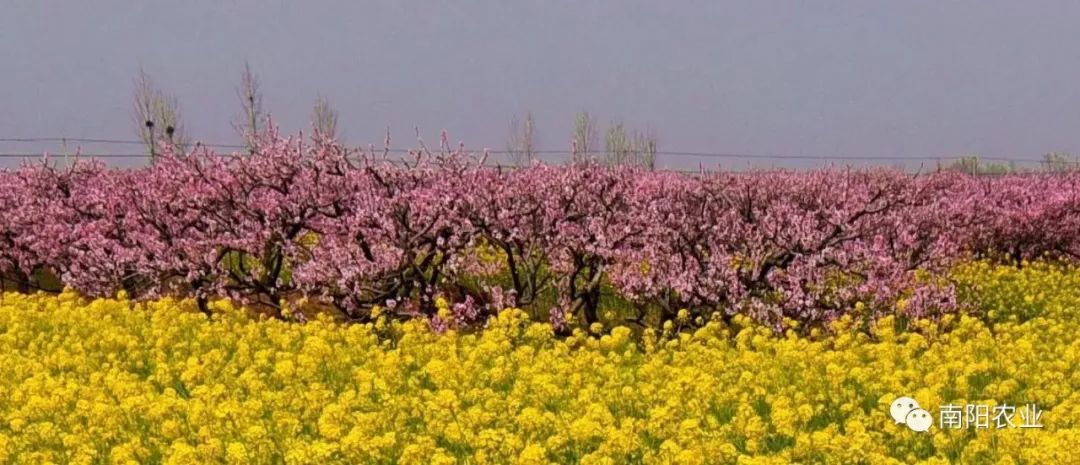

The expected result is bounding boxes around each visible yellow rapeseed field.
[0,262,1079,464]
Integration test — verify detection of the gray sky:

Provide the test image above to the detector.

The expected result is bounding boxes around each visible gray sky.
[3,0,1080,169]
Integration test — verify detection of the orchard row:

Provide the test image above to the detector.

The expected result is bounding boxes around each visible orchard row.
[2,129,1077,330]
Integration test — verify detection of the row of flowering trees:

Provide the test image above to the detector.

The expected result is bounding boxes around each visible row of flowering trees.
[1,128,1078,331]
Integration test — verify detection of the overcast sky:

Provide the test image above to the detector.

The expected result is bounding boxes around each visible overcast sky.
[3,1,1080,169]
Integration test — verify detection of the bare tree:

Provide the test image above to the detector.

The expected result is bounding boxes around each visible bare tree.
[946,155,1016,175]
[603,121,657,169]
[132,68,187,160]
[633,128,657,170]
[572,111,598,164]
[604,122,631,166]
[507,111,536,166]
[312,94,339,140]
[234,61,264,146]
[1043,152,1076,173]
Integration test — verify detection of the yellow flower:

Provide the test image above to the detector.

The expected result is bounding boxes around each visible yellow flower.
[0,260,1074,463]
[225,443,248,464]
[590,322,604,335]
[517,443,548,465]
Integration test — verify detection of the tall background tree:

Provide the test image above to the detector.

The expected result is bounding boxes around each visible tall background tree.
[506,111,536,167]
[311,95,339,140]
[132,68,187,160]
[571,111,598,165]
[1043,152,1078,172]
[234,61,264,151]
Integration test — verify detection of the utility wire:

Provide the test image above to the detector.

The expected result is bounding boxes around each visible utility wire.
[0,151,1068,165]
[0,137,247,149]
[1,136,1077,165]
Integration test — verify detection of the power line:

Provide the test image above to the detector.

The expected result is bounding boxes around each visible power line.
[0,153,147,158]
[0,152,1070,165]
[0,136,1077,165]
[0,137,247,149]
[1,152,1075,172]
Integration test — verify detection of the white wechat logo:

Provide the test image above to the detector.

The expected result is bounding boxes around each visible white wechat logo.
[891,396,932,432]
